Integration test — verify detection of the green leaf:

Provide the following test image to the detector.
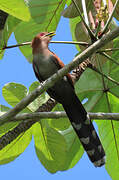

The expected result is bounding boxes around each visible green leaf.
[96,93,119,180]
[62,0,93,18]
[0,104,10,115]
[49,103,70,130]
[33,121,67,173]
[0,104,19,134]
[28,81,49,112]
[0,0,30,21]
[14,0,66,62]
[69,17,81,51]
[60,126,84,170]
[2,82,31,113]
[2,82,27,106]
[112,0,119,20]
[0,127,32,164]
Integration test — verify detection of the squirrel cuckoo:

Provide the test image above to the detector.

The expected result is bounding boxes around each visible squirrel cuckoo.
[31,32,105,167]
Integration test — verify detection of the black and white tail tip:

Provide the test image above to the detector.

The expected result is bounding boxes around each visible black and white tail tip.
[93,156,106,167]
[71,114,106,167]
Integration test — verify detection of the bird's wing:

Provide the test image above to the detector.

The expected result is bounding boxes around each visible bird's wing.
[50,52,74,88]
[32,61,44,82]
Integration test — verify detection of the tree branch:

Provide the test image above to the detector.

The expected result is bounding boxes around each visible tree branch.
[0,26,119,124]
[7,112,119,122]
[0,111,119,150]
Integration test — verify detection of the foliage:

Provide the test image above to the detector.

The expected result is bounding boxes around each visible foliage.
[0,0,119,179]
[0,0,30,21]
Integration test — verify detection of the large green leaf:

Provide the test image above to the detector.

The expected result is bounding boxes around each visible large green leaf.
[14,0,66,62]
[60,126,84,170]
[96,93,119,180]
[0,0,30,21]
[0,127,32,164]
[69,16,81,51]
[2,82,49,113]
[2,82,32,113]
[2,82,27,106]
[33,121,67,173]
[49,103,70,130]
[112,0,119,20]
[62,0,93,18]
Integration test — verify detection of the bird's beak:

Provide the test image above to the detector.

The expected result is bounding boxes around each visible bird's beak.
[45,31,56,37]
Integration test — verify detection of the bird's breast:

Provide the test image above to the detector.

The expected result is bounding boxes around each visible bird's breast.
[33,54,58,80]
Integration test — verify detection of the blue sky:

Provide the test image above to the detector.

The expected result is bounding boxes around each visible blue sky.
[0,17,111,180]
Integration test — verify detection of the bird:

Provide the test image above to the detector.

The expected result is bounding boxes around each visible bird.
[31,32,105,167]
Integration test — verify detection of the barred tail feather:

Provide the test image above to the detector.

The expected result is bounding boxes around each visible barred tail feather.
[62,95,105,167]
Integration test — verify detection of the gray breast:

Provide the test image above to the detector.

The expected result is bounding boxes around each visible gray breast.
[33,54,57,80]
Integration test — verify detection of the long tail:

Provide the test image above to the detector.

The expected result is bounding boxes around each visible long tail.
[62,94,105,167]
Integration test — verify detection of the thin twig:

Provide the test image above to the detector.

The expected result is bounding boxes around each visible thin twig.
[0,26,119,124]
[97,48,119,53]
[101,0,119,36]
[1,41,89,50]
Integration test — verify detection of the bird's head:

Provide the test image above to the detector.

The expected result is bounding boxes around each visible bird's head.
[32,32,55,54]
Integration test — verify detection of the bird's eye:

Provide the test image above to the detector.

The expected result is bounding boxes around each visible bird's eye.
[40,33,45,37]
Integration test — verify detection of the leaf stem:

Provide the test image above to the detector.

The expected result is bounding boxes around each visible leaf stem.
[97,48,119,53]
[81,0,89,26]
[99,52,119,66]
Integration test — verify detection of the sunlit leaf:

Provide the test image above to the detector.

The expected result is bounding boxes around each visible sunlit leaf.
[0,105,18,134]
[60,126,84,170]
[0,127,32,164]
[62,0,93,18]
[0,0,30,21]
[28,81,49,112]
[111,0,119,20]
[49,103,70,130]
[33,121,67,173]
[2,82,31,113]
